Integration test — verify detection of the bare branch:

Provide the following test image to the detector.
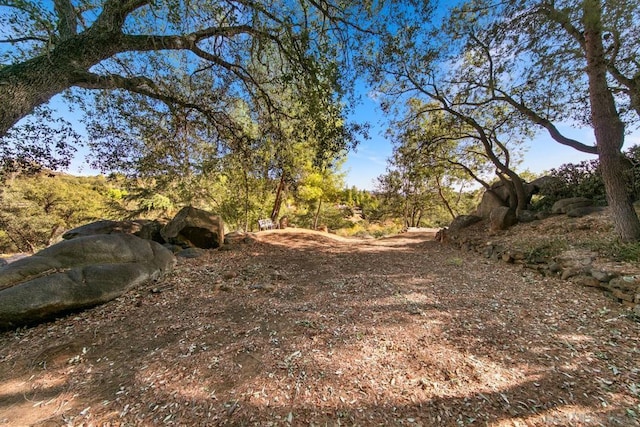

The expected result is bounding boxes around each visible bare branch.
[446,159,491,189]
[93,0,150,33]
[492,91,598,154]
[54,0,77,40]
[0,36,49,44]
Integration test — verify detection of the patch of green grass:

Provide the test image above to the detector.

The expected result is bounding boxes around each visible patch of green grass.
[524,239,569,262]
[447,257,463,267]
[596,241,640,262]
[335,221,403,239]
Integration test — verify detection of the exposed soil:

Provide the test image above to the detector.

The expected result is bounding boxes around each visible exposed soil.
[1,228,639,426]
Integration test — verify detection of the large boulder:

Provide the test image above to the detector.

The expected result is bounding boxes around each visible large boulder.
[63,219,166,243]
[475,180,538,219]
[62,220,142,239]
[0,234,175,330]
[551,197,593,214]
[134,220,166,243]
[161,207,224,249]
[567,206,605,218]
[490,206,517,231]
[530,175,562,194]
[475,190,507,219]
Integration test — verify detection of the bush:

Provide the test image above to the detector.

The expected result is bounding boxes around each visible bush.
[0,173,114,253]
[532,144,640,211]
[546,159,605,205]
[335,220,403,238]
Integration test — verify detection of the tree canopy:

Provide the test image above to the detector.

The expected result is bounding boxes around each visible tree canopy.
[367,0,640,241]
[0,0,380,173]
[3,0,640,241]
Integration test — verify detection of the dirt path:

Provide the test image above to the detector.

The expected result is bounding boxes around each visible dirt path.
[1,230,639,426]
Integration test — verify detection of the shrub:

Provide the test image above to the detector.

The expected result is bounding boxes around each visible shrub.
[532,144,640,211]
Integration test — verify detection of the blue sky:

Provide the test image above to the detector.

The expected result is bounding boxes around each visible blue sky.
[33,91,640,191]
[6,1,638,191]
[344,92,640,190]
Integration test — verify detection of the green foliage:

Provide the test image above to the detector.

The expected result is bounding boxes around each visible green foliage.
[543,159,606,207]
[137,194,174,213]
[0,106,81,178]
[598,241,640,263]
[335,220,403,239]
[0,173,117,253]
[533,145,640,210]
[375,105,487,227]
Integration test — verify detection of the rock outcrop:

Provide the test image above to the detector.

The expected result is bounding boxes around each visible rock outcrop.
[62,220,143,240]
[489,206,517,231]
[161,207,224,249]
[63,219,165,243]
[449,215,482,232]
[551,197,594,214]
[475,180,538,219]
[0,234,175,330]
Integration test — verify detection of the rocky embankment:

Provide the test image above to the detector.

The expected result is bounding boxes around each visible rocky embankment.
[445,208,640,317]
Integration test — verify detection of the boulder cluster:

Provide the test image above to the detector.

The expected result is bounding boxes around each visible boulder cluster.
[444,185,639,316]
[62,206,225,253]
[0,206,225,330]
[472,177,605,231]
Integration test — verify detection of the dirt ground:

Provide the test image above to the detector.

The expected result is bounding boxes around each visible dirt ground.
[1,229,639,426]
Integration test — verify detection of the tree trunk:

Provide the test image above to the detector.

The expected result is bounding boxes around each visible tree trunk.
[271,174,287,222]
[313,199,322,230]
[0,31,124,136]
[410,204,417,227]
[501,170,528,214]
[243,168,250,232]
[583,0,640,242]
[402,197,410,228]
[435,174,456,220]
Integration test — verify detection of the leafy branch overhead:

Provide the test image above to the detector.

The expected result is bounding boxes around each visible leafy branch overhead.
[0,0,371,137]
[368,0,640,241]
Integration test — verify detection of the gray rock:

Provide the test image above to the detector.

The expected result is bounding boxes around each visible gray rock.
[224,231,256,245]
[475,190,507,219]
[530,176,562,193]
[561,268,581,280]
[62,220,142,240]
[489,206,517,231]
[161,206,224,249]
[63,219,166,244]
[548,262,562,273]
[608,276,639,292]
[0,234,175,330]
[535,211,552,221]
[134,220,166,243]
[177,248,207,258]
[163,243,183,253]
[569,275,603,288]
[591,269,614,282]
[551,197,593,214]
[567,206,605,218]
[475,180,538,219]
[517,210,537,223]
